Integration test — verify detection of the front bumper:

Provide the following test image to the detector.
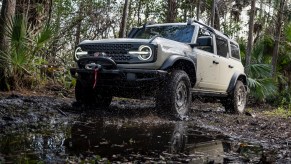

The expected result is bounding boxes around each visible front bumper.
[70,67,168,97]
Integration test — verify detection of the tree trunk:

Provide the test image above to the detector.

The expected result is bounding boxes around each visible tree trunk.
[245,0,256,72]
[214,4,220,30]
[0,0,16,91]
[119,0,130,38]
[137,0,142,26]
[196,0,200,20]
[75,2,83,47]
[211,0,215,27]
[166,0,177,23]
[271,0,285,77]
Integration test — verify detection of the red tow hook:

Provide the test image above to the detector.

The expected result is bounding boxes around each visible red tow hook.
[85,63,101,89]
[93,68,99,89]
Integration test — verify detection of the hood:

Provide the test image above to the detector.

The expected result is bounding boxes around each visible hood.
[79,38,151,45]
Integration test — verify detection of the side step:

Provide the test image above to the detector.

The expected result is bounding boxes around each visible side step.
[191,89,228,98]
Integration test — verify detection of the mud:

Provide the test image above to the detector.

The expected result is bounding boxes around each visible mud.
[0,93,290,163]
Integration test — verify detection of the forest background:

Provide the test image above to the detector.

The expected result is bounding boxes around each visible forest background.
[0,0,290,111]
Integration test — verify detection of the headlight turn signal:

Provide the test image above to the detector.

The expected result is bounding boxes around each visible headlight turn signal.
[74,47,88,61]
[128,45,152,61]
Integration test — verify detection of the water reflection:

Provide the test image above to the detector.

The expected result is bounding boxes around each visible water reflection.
[64,121,227,163]
[169,122,224,163]
[0,124,70,163]
[0,119,264,163]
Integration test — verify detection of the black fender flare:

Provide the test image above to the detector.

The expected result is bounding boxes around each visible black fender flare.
[227,72,247,94]
[160,55,196,70]
[160,55,196,86]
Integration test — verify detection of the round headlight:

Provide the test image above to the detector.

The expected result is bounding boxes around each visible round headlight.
[74,47,88,61]
[138,45,152,61]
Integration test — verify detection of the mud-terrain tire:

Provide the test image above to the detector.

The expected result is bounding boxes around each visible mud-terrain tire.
[75,79,112,108]
[223,80,247,114]
[156,70,191,120]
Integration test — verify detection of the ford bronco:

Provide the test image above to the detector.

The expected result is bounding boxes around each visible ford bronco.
[70,19,248,120]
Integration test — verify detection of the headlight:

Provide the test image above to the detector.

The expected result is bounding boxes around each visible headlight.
[74,47,88,61]
[128,45,153,61]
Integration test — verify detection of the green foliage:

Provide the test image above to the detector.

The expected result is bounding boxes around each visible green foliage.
[0,15,53,89]
[247,64,272,78]
[251,35,274,63]
[265,98,291,118]
[246,61,278,102]
[245,36,278,101]
[248,77,277,101]
[285,22,291,42]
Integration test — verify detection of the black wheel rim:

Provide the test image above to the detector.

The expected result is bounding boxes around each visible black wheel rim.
[236,85,246,113]
[175,81,188,115]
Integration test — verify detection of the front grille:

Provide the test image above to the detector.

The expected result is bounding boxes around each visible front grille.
[81,43,135,63]
[82,44,133,52]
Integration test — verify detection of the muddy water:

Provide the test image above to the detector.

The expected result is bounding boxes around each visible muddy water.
[0,95,265,163]
[0,117,263,163]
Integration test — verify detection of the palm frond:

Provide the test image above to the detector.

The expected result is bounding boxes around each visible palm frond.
[247,77,262,88]
[252,36,273,63]
[246,63,272,78]
[285,22,291,42]
[248,77,277,101]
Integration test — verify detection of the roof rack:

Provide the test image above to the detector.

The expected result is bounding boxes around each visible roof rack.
[195,21,215,33]
[187,18,215,34]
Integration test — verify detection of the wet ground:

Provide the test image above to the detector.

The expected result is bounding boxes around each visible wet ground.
[0,93,290,163]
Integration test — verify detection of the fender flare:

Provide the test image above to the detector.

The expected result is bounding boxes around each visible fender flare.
[160,55,196,86]
[160,55,196,70]
[227,72,247,94]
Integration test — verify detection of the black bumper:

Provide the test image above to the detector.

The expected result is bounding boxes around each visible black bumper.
[70,67,167,96]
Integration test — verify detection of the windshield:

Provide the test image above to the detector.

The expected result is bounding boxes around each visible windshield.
[131,25,195,43]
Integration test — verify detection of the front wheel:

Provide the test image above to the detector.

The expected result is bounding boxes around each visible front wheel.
[156,70,192,120]
[223,80,247,114]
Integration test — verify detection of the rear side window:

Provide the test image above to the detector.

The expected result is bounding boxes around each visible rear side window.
[216,36,228,57]
[230,42,240,60]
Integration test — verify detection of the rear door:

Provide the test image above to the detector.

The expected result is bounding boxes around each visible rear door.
[216,37,235,91]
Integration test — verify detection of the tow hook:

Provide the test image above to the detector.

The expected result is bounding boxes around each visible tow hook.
[85,63,102,89]
[85,63,102,70]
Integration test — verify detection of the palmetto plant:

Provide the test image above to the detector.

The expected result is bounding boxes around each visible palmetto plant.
[246,64,277,101]
[245,27,291,103]
[0,15,52,89]
[240,35,278,102]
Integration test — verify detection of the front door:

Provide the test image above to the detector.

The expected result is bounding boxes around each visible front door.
[195,49,220,90]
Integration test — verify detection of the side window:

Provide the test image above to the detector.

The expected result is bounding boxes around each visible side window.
[196,28,213,53]
[216,36,228,57]
[230,42,240,60]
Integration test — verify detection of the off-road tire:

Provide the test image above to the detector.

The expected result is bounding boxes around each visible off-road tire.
[156,70,191,120]
[223,80,247,114]
[75,79,112,108]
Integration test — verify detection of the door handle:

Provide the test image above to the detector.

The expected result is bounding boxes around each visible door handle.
[213,60,219,64]
[228,65,234,68]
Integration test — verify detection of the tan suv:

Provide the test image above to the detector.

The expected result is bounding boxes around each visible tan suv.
[70,19,248,120]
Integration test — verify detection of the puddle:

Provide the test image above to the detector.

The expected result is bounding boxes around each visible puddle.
[0,117,265,163]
